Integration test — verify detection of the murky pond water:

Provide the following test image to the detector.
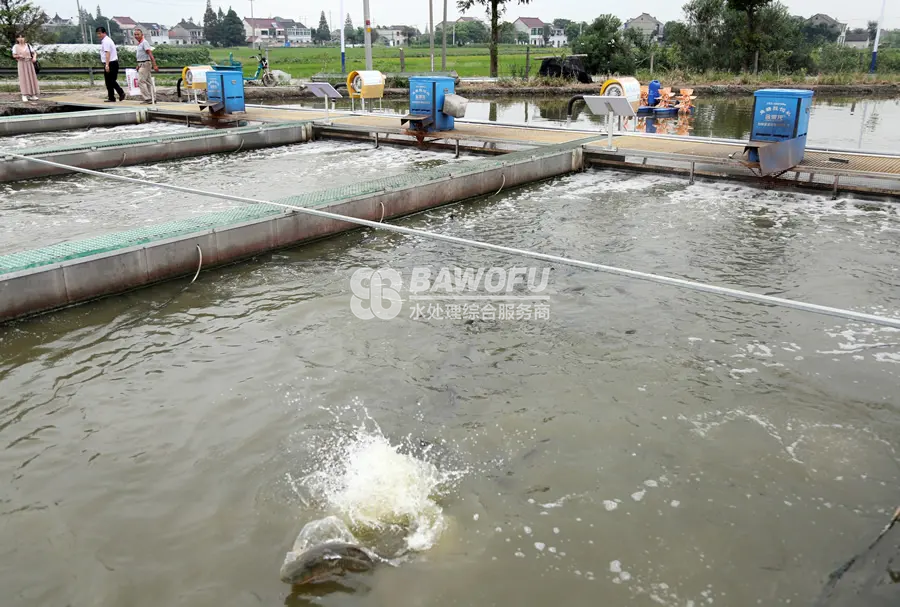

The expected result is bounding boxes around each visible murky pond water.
[1,94,900,606]
[1,138,899,606]
[282,94,900,152]
[0,138,472,254]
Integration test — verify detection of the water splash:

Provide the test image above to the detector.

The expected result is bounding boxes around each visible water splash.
[290,399,468,556]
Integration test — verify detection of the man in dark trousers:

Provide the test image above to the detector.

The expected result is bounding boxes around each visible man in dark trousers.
[96,27,125,102]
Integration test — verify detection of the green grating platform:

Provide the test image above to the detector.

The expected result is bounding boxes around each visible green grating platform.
[0,108,144,123]
[7,121,310,156]
[0,136,601,276]
[0,205,283,275]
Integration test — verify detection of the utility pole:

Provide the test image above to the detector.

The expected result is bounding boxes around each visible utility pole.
[363,0,373,70]
[75,0,86,42]
[869,0,887,73]
[248,0,254,19]
[340,0,346,73]
[429,0,434,71]
[441,0,447,70]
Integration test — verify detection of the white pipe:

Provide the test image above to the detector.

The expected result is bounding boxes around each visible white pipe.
[2,150,899,331]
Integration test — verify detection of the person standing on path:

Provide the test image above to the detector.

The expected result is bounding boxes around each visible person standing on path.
[96,26,124,102]
[133,29,158,104]
[11,33,39,102]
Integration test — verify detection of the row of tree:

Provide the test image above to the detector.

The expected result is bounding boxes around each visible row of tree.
[571,0,897,76]
[202,2,251,48]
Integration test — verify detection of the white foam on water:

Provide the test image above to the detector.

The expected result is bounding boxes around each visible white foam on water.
[631,490,646,502]
[293,401,468,555]
[604,500,618,511]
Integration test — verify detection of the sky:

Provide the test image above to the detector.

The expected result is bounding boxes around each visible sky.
[39,0,896,34]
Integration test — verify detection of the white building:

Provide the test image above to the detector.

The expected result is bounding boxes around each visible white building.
[112,16,139,45]
[244,18,311,45]
[375,26,407,46]
[169,20,204,45]
[278,19,312,45]
[840,31,869,48]
[513,17,546,46]
[549,27,567,47]
[138,22,170,45]
[623,13,663,41]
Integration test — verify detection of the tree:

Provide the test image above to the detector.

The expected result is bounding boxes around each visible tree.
[86,9,124,44]
[457,0,532,77]
[573,15,633,75]
[542,23,550,45]
[0,0,46,46]
[867,20,878,43]
[553,18,572,30]
[343,13,354,43]
[219,8,245,47]
[565,21,586,46]
[498,21,516,44]
[316,10,330,43]
[203,0,219,47]
[402,25,420,44]
[726,0,772,72]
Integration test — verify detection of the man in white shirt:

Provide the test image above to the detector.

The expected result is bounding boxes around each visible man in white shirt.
[96,26,124,102]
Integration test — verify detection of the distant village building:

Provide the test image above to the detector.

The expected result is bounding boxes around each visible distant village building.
[276,19,313,45]
[112,16,139,45]
[374,26,407,46]
[512,18,567,47]
[624,13,664,41]
[840,31,870,48]
[548,27,567,47]
[243,18,311,45]
[138,22,170,45]
[43,13,74,29]
[169,20,204,45]
[513,17,546,46]
[806,13,845,32]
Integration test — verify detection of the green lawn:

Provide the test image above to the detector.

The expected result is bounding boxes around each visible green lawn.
[209,45,565,79]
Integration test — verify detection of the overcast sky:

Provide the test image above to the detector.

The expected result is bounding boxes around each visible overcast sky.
[41,0,896,34]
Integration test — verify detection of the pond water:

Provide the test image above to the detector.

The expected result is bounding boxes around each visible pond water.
[2,92,900,606]
[281,94,900,152]
[1,132,899,606]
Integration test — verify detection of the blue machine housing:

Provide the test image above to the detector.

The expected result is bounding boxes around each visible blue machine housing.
[205,71,246,114]
[408,76,456,132]
[745,88,814,174]
[750,88,813,141]
[647,80,661,107]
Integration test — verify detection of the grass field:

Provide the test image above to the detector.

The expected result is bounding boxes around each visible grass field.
[209,44,548,79]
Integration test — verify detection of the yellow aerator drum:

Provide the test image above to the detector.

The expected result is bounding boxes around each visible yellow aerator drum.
[600,77,642,112]
[346,70,385,100]
[182,65,213,90]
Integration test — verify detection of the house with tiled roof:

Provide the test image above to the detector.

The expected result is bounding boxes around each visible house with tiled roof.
[244,17,311,45]
[624,13,664,41]
[112,16,139,44]
[513,17,565,47]
[137,22,170,45]
[43,13,74,28]
[169,20,204,45]
[514,17,545,45]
